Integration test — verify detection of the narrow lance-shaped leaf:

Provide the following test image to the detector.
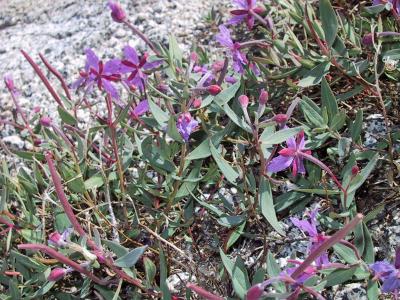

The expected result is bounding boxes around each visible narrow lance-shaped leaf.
[319,0,338,46]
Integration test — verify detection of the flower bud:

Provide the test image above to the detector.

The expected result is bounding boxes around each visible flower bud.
[259,89,268,105]
[34,138,42,146]
[246,283,264,300]
[351,165,360,176]
[4,75,15,91]
[225,76,237,84]
[190,52,199,63]
[207,85,222,95]
[192,98,202,108]
[49,232,66,247]
[33,106,41,114]
[108,1,126,23]
[212,60,225,72]
[157,83,168,93]
[253,6,266,14]
[48,268,68,281]
[238,95,249,108]
[40,116,52,127]
[362,33,374,46]
[273,114,288,123]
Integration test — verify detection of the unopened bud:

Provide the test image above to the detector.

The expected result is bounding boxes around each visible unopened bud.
[48,268,68,281]
[207,85,222,95]
[253,6,266,14]
[238,95,249,108]
[192,98,202,108]
[108,1,126,23]
[212,60,225,72]
[246,283,264,300]
[190,52,198,63]
[273,114,288,123]
[259,89,268,105]
[351,165,360,176]
[40,116,52,127]
[157,83,168,93]
[362,33,374,46]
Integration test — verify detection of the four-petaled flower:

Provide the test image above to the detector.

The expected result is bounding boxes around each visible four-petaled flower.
[177,112,198,142]
[370,248,400,293]
[267,130,311,176]
[72,49,121,100]
[120,46,162,91]
[290,208,329,266]
[216,25,248,74]
[228,0,265,30]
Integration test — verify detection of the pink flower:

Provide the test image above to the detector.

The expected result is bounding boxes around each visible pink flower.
[227,0,265,30]
[215,25,248,73]
[177,113,198,142]
[108,1,126,23]
[48,228,72,248]
[267,130,311,176]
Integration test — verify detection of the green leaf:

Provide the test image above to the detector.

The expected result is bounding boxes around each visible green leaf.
[114,246,147,268]
[354,222,375,263]
[84,174,104,190]
[209,141,239,184]
[144,257,157,286]
[169,35,183,67]
[219,248,250,299]
[298,62,331,87]
[350,110,363,142]
[148,98,169,126]
[217,215,245,228]
[260,178,285,235]
[367,279,380,299]
[57,106,77,125]
[226,221,246,250]
[333,243,358,264]
[13,151,45,161]
[159,248,172,300]
[300,97,325,128]
[102,240,129,258]
[319,0,338,46]
[167,116,184,142]
[187,139,211,160]
[222,103,253,133]
[321,78,338,125]
[324,267,356,287]
[266,252,286,293]
[261,127,302,145]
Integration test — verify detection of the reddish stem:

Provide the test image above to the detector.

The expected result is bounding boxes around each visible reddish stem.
[186,283,224,300]
[39,53,72,100]
[18,243,108,285]
[20,50,65,108]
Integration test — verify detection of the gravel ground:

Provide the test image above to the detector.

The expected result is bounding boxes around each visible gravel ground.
[0,0,228,149]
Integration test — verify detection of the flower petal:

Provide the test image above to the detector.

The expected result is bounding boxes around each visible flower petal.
[267,155,293,173]
[123,45,139,64]
[85,49,99,70]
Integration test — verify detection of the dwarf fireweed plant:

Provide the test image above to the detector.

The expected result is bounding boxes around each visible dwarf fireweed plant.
[0,0,398,299]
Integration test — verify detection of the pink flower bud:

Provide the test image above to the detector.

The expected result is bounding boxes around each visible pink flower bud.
[351,165,360,175]
[34,138,42,146]
[40,116,52,127]
[33,106,41,114]
[253,6,266,14]
[108,1,126,23]
[259,89,268,105]
[48,268,68,281]
[238,95,249,108]
[207,85,222,95]
[246,283,264,300]
[192,98,202,108]
[4,75,15,91]
[273,114,288,123]
[362,33,374,46]
[157,83,168,93]
[190,52,199,63]
[212,60,225,72]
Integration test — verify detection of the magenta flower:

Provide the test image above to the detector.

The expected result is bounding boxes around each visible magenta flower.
[267,130,311,176]
[72,49,121,100]
[108,1,126,23]
[120,46,162,91]
[177,113,198,142]
[290,208,329,266]
[216,25,248,73]
[227,0,265,30]
[370,248,400,293]
[48,228,73,248]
